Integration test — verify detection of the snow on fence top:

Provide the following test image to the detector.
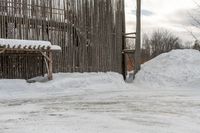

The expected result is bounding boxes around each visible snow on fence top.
[0,38,61,51]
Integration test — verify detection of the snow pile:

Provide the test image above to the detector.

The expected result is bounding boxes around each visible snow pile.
[0,72,125,100]
[134,49,200,88]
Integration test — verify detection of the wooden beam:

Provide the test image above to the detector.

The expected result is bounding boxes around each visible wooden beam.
[0,14,70,30]
[40,51,53,80]
[40,51,51,61]
[134,0,141,75]
[0,49,6,54]
[122,0,127,79]
[122,49,135,54]
[0,48,51,52]
[125,36,136,39]
[48,51,53,80]
[123,32,136,35]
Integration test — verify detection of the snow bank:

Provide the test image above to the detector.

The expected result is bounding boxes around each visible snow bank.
[0,72,125,100]
[134,49,200,88]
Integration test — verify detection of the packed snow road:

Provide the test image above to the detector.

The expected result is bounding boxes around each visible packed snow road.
[0,73,200,133]
[0,50,200,133]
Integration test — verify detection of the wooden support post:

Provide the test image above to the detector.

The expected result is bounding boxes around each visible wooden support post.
[40,51,53,80]
[48,51,53,80]
[122,0,127,79]
[134,0,141,76]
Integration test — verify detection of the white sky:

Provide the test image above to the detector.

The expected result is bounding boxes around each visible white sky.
[125,0,200,43]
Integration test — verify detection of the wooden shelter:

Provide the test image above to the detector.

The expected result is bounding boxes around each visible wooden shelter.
[0,38,61,80]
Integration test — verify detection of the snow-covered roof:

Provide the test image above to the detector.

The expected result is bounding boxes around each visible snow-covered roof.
[0,38,61,50]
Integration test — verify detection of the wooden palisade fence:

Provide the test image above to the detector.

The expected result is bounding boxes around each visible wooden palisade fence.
[0,0,126,79]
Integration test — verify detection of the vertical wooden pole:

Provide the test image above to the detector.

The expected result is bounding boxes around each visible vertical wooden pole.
[134,0,141,75]
[122,0,126,79]
[48,51,53,80]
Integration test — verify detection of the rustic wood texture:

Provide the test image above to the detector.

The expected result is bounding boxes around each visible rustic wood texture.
[134,0,141,75]
[0,0,125,79]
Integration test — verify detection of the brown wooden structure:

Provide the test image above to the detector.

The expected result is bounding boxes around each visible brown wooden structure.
[0,0,126,79]
[0,39,61,80]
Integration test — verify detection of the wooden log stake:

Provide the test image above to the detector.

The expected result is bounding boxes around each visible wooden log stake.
[48,51,53,80]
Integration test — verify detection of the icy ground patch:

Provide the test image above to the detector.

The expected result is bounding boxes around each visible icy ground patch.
[0,49,200,133]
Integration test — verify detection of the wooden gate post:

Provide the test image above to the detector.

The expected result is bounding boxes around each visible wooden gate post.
[122,0,127,79]
[134,0,141,75]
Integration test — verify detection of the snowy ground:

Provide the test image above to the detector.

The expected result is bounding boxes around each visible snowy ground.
[0,49,200,133]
